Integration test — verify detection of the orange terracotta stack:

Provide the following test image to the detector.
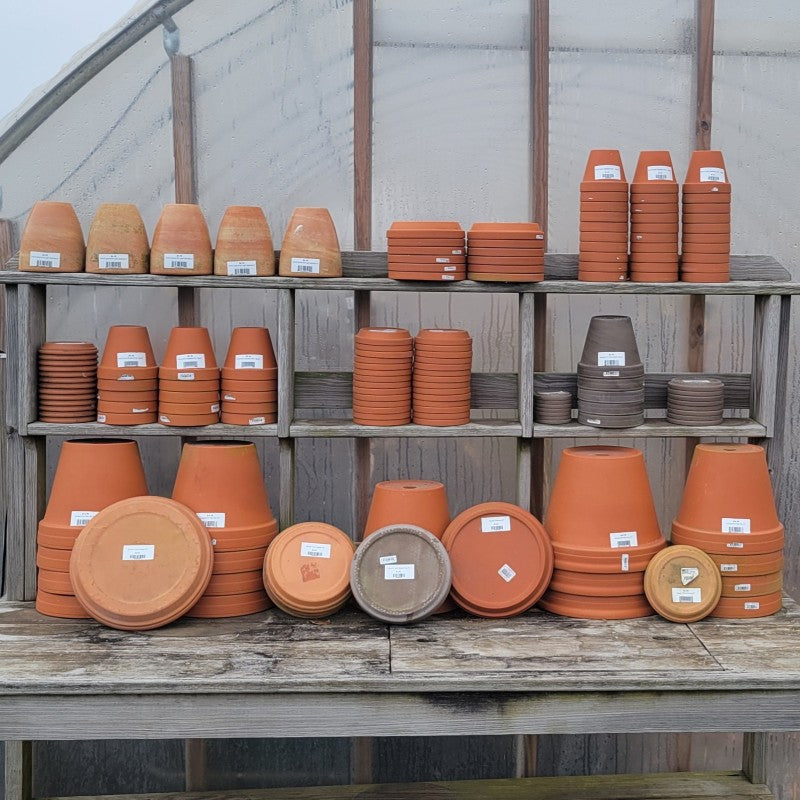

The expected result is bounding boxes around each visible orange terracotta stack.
[681,150,731,283]
[35,439,148,619]
[173,442,278,618]
[97,326,158,425]
[38,341,98,423]
[541,446,666,619]
[353,327,413,425]
[412,329,472,426]
[629,151,679,282]
[671,443,783,618]
[578,150,628,282]
[220,327,278,425]
[158,327,220,427]
[386,222,466,281]
[466,222,544,282]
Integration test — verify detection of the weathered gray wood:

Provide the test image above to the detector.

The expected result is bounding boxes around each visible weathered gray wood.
[26,423,278,438]
[22,438,44,600]
[170,53,196,206]
[184,739,208,792]
[518,294,535,436]
[3,740,32,800]
[750,295,782,436]
[742,732,767,784]
[533,418,764,438]
[16,284,45,436]
[277,289,294,438]
[290,421,523,438]
[278,438,295,529]
[515,439,532,511]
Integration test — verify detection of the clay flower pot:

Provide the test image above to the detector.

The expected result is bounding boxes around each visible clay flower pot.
[20,201,85,273]
[162,326,218,370]
[223,327,277,370]
[364,480,450,539]
[580,149,627,190]
[631,151,677,192]
[539,590,653,620]
[579,315,642,368]
[278,207,342,277]
[86,203,149,274]
[214,205,275,276]
[683,150,730,192]
[150,204,213,275]
[100,325,157,369]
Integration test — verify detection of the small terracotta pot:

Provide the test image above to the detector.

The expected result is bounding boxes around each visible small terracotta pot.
[214,206,275,276]
[683,150,729,189]
[581,149,627,185]
[631,150,676,187]
[20,201,85,273]
[150,204,212,275]
[364,480,450,539]
[162,326,218,370]
[86,204,149,274]
[100,325,156,369]
[278,207,341,277]
[223,327,277,370]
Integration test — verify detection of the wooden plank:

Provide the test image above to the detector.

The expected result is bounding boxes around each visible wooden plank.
[16,284,45,435]
[278,438,295,529]
[530,0,549,235]
[353,0,373,251]
[22,438,44,600]
[277,289,295,438]
[742,732,767,784]
[533,418,764,439]
[3,740,32,800]
[352,290,372,541]
[518,294,535,436]
[749,295,781,436]
[515,439,532,511]
[695,0,715,149]
[290,420,523,438]
[171,53,196,205]
[0,221,15,599]
[184,739,208,792]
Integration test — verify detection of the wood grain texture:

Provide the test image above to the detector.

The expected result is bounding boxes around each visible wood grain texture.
[17,284,45,436]
[277,289,295,438]
[26,423,278,438]
[3,740,32,800]
[750,295,782,436]
[353,0,373,251]
[695,0,715,149]
[531,0,549,237]
[518,294,535,436]
[290,420,523,438]
[170,53,196,205]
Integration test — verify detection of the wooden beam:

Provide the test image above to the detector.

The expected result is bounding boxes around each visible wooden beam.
[4,740,33,800]
[354,0,373,251]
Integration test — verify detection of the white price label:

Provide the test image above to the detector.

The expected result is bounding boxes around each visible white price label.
[441,275,455,281]
[122,544,155,561]
[97,414,107,422]
[720,563,738,572]
[647,165,673,181]
[163,253,195,269]
[722,517,750,534]
[598,351,626,367]
[235,354,264,369]
[726,542,745,549]
[177,372,195,381]
[379,555,398,565]
[672,587,702,604]
[384,564,415,580]
[248,416,266,425]
[210,403,220,412]
[29,251,61,268]
[70,510,98,527]
[450,249,464,255]
[98,253,130,270]
[481,515,512,533]
[301,542,331,559]
[435,257,451,263]
[226,260,257,276]
[621,553,630,572]
[680,567,700,586]
[734,583,752,592]
[602,370,620,377]
[290,257,321,274]
[700,167,726,182]
[117,374,135,381]
[594,164,621,180]
[498,563,516,582]
[610,531,638,549]
[176,353,206,369]
[159,414,171,422]
[132,407,151,414]
[744,602,761,610]
[116,351,147,368]
[443,265,457,272]
[197,512,226,528]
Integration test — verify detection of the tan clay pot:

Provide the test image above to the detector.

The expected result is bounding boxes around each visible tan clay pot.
[214,206,275,276]
[86,204,149,274]
[20,201,85,273]
[278,207,342,277]
[150,204,212,275]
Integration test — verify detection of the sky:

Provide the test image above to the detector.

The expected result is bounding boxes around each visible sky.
[0,0,135,120]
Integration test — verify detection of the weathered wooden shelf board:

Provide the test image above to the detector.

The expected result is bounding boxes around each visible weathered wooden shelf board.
[533,418,766,438]
[26,422,278,437]
[289,420,523,437]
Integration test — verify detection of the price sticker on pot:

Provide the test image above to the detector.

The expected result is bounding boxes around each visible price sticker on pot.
[597,351,626,367]
[726,542,744,549]
[235,354,264,369]
[435,257,452,263]
[197,512,226,528]
[385,564,415,580]
[610,531,638,549]
[163,253,194,270]
[594,164,621,180]
[301,542,331,559]
[177,373,195,381]
[647,165,673,181]
[450,249,464,255]
[248,416,266,425]
[116,352,147,368]
[722,517,750,534]
[176,353,206,369]
[621,554,630,572]
[379,555,397,565]
[498,563,516,582]
[720,563,738,572]
[700,167,726,182]
[98,253,130,270]
[602,370,620,377]
[210,403,220,412]
[117,374,135,381]
[441,275,455,281]
[744,601,761,610]
[481,515,512,533]
[672,587,702,603]
[290,257,321,274]
[30,251,61,268]
[122,544,155,561]
[680,567,700,585]
[227,260,257,276]
[443,265,457,272]
[70,510,99,527]
[734,583,752,592]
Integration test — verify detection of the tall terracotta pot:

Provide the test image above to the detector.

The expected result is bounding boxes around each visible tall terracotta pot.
[86,203,149,274]
[150,204,213,275]
[20,201,85,273]
[278,207,342,277]
[214,206,275,276]
[363,480,450,539]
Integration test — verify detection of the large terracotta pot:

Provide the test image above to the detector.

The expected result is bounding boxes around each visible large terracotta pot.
[364,480,450,540]
[214,205,275,276]
[150,204,213,275]
[278,207,342,277]
[20,201,85,273]
[86,203,149,274]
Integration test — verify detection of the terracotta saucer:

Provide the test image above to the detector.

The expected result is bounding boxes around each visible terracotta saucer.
[578,260,630,273]
[630,255,679,266]
[219,411,276,426]
[387,245,465,256]
[629,191,679,203]
[388,254,466,265]
[629,223,678,233]
[466,246,544,258]
[579,230,628,243]
[670,522,784,555]
[630,242,679,253]
[579,222,629,233]
[549,568,644,597]
[709,592,782,619]
[355,327,413,344]
[468,272,544,282]
[413,417,471,427]
[97,366,158,381]
[682,182,731,194]
[467,256,544,267]
[631,232,679,244]
[95,400,155,415]
[159,412,219,427]
[388,271,465,281]
[186,590,271,618]
[682,191,731,204]
[159,366,221,382]
[707,549,784,578]
[631,202,678,214]
[682,253,730,265]
[579,250,627,263]
[98,411,158,425]
[352,414,411,426]
[681,223,730,235]
[220,389,276,403]
[159,401,220,415]
[35,589,92,619]
[580,211,628,223]
[579,201,629,213]
[204,569,265,596]
[385,237,466,248]
[37,545,72,571]
[468,224,542,238]
[629,182,677,195]
[220,366,277,382]
[98,377,158,391]
[211,546,268,574]
[37,569,74,595]
[579,181,628,193]
[388,221,464,236]
[40,342,96,353]
[682,213,731,226]
[577,272,628,283]
[680,202,731,215]
[208,520,278,552]
[581,189,628,202]
[539,589,653,620]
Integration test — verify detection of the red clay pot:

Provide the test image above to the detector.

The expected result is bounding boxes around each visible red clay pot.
[364,480,450,539]
[720,571,782,598]
[37,545,72,571]
[150,204,212,275]
[581,149,627,186]
[214,205,275,276]
[279,207,341,277]
[100,325,156,369]
[35,589,91,619]
[86,204,149,274]
[539,589,653,620]
[162,326,218,370]
[219,411,276,426]
[223,327,277,371]
[549,568,644,597]
[631,150,676,189]
[707,549,784,578]
[683,150,730,191]
[20,201,85,273]
[709,592,781,619]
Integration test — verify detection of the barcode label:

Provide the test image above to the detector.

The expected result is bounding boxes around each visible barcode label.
[681,567,700,585]
[97,413,107,422]
[235,354,264,369]
[700,167,726,182]
[727,542,745,549]
[117,374,135,381]
[226,260,257,276]
[744,602,761,610]
[163,253,195,269]
[450,249,464,255]
[70,510,99,527]
[176,353,206,369]
[290,257,321,274]
[443,265,457,271]
[498,563,516,582]
[647,165,673,181]
[248,416,266,425]
[734,583,752,592]
[672,587,702,603]
[441,275,455,281]
[481,515,512,533]
[177,372,195,381]
[720,563,738,572]
[99,253,130,270]
[385,564,415,580]
[598,351,626,367]
[379,555,397,565]
[602,370,620,377]
[722,517,750,534]
[30,251,61,268]
[435,257,451,263]
[621,553,629,572]
[610,531,638,549]
[301,542,331,559]
[594,164,621,180]
[116,351,146,368]
[197,512,226,528]
[122,544,155,561]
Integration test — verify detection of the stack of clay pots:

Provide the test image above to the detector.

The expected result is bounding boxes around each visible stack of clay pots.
[150,204,213,276]
[412,329,472,426]
[220,327,278,425]
[671,443,783,618]
[278,207,342,278]
[352,327,413,426]
[97,326,158,425]
[20,201,85,273]
[172,442,278,618]
[576,315,645,428]
[681,150,731,283]
[214,206,275,276]
[35,439,148,618]
[534,390,572,424]
[158,327,220,427]
[85,204,149,274]
[578,150,628,282]
[666,377,724,426]
[629,151,679,282]
[466,222,545,282]
[38,342,98,423]
[386,221,466,281]
[541,445,667,619]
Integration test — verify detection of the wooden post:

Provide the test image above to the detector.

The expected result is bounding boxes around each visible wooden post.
[4,741,33,800]
[0,219,15,598]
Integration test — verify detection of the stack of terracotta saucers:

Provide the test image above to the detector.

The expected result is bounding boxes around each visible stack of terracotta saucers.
[667,377,724,426]
[386,221,466,282]
[681,150,731,283]
[629,151,679,282]
[353,327,413,426]
[670,443,783,618]
[220,327,278,425]
[534,390,572,424]
[541,446,666,619]
[466,222,544,282]
[576,315,645,429]
[158,327,220,427]
[578,149,628,282]
[97,326,158,425]
[38,341,98,423]
[412,328,472,426]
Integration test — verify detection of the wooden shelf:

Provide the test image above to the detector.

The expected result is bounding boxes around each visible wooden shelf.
[533,418,766,438]
[290,419,523,437]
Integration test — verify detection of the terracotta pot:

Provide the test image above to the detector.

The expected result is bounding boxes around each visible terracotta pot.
[388,221,465,238]
[670,521,783,555]
[278,207,341,277]
[186,590,271,618]
[707,549,783,578]
[158,376,220,391]
[98,388,157,403]
[223,327,277,371]
[363,481,450,539]
[150,204,213,275]
[86,204,149,274]
[631,150,676,188]
[579,201,629,213]
[69,496,214,630]
[581,149,627,186]
[579,315,641,368]
[720,571,782,598]
[96,400,155,415]
[205,569,265,596]
[549,568,644,597]
[213,546,269,574]
[37,569,74,595]
[709,592,781,619]
[162,326,218,370]
[20,201,85,273]
[539,589,653,620]
[37,545,72,571]
[159,389,217,404]
[214,206,275,276]
[35,589,91,619]
[98,410,158,425]
[159,401,220,416]
[220,401,277,415]
[99,325,156,369]
[683,150,729,190]
[221,390,275,404]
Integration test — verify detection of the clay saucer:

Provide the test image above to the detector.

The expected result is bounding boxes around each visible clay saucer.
[35,589,92,619]
[720,571,782,598]
[220,389,275,403]
[415,329,471,344]
[680,203,731,215]
[353,415,411,427]
[220,366,277,381]
[387,221,463,236]
[354,358,413,370]
[158,379,220,394]
[385,237,466,248]
[630,256,679,267]
[682,182,731,195]
[204,569,265,596]
[186,590,271,618]
[578,411,643,428]
[539,590,653,620]
[579,201,629,213]
[414,344,473,355]
[577,272,628,283]
[96,400,155,415]
[69,496,214,630]
[580,211,628,224]
[681,223,730,235]
[669,377,723,391]
[40,342,96,353]
[353,379,412,390]
[578,260,630,272]
[159,401,220,415]
[388,245,465,256]
[37,569,74,595]
[709,592,781,619]
[579,181,628,193]
[356,327,412,343]
[581,189,628,202]
[388,270,465,281]
[575,242,628,255]
[219,411,275,425]
[41,389,97,399]
[629,223,678,233]
[211,546,268,574]
[682,212,731,225]
[630,273,678,283]
[579,251,627,263]
[631,232,679,244]
[467,247,544,258]
[681,246,731,257]
[208,520,278,552]
[37,544,73,571]
[630,242,679,253]
[40,413,97,422]
[549,568,644,597]
[97,377,158,392]
[682,253,730,265]
[221,402,277,416]
[354,386,413,399]
[467,256,544,267]
[159,412,218,426]
[630,191,679,203]
[631,215,679,227]
[468,272,544,282]
[98,411,158,425]
[631,202,678,213]
[388,254,466,265]
[39,366,96,376]
[413,393,472,404]
[468,223,542,236]
[629,180,677,195]
[682,191,731,203]
[579,230,628,243]
[38,521,84,550]
[579,221,629,233]
[157,389,216,404]
[413,417,471,427]
[670,523,784,556]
